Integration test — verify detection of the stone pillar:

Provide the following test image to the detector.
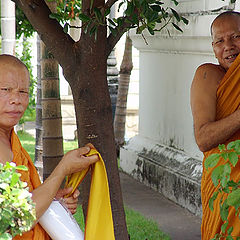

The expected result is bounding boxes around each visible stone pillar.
[1,0,15,54]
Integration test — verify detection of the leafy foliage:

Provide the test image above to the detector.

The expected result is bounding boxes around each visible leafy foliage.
[47,0,188,39]
[16,7,35,39]
[0,162,36,239]
[205,140,240,240]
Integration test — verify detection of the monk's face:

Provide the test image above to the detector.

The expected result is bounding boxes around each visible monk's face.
[212,15,240,70]
[0,63,29,130]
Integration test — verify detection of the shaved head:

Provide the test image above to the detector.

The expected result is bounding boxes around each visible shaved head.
[0,54,30,82]
[0,54,28,70]
[211,11,240,36]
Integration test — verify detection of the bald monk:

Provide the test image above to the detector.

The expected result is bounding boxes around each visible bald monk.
[0,54,99,239]
[191,11,240,239]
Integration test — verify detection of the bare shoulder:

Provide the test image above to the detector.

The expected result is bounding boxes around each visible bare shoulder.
[193,63,226,86]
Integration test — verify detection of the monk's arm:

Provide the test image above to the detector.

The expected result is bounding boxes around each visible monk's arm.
[31,147,98,221]
[191,64,240,152]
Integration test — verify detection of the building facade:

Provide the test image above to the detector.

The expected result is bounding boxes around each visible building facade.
[120,0,239,216]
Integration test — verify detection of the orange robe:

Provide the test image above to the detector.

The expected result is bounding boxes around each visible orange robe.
[11,131,50,240]
[201,54,240,239]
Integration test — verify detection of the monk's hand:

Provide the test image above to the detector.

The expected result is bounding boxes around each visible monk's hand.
[55,187,80,214]
[60,146,99,176]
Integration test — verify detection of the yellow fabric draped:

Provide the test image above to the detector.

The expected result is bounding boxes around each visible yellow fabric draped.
[11,131,50,240]
[65,148,115,240]
[201,54,240,240]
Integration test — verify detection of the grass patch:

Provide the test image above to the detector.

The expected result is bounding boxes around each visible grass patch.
[17,130,169,239]
[125,207,170,240]
[17,130,35,161]
[73,206,170,240]
[17,130,78,161]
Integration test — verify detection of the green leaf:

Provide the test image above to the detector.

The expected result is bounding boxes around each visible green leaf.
[0,233,12,240]
[136,25,146,34]
[211,165,224,187]
[227,141,236,150]
[117,2,124,12]
[125,2,134,17]
[205,153,221,170]
[221,220,229,233]
[93,7,102,23]
[63,23,69,33]
[104,8,111,17]
[109,26,117,36]
[171,0,179,5]
[78,13,91,22]
[108,19,116,26]
[227,226,233,235]
[89,25,97,37]
[172,22,183,32]
[209,191,219,211]
[226,235,234,240]
[227,188,240,210]
[220,199,229,221]
[150,5,162,12]
[221,152,228,160]
[171,8,180,22]
[15,165,28,171]
[227,180,238,188]
[148,26,155,35]
[219,144,226,151]
[90,0,94,10]
[228,152,239,167]
[10,172,20,187]
[181,16,189,25]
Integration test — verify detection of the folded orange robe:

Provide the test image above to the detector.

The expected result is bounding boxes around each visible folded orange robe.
[201,54,240,239]
[65,149,115,240]
[11,131,50,240]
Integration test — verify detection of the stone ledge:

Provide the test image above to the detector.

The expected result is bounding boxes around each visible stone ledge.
[120,135,202,216]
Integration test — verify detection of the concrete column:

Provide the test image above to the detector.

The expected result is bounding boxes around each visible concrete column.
[1,0,16,55]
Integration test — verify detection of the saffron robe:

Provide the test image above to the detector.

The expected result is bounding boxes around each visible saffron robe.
[11,131,50,240]
[65,148,115,240]
[201,54,240,239]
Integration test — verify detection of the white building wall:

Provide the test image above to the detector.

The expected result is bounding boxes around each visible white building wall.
[120,0,234,214]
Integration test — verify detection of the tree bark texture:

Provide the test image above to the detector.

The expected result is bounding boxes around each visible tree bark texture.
[35,35,43,180]
[114,36,133,152]
[41,41,64,181]
[14,0,129,238]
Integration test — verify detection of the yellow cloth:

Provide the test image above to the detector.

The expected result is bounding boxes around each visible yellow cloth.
[65,149,115,240]
[201,54,240,239]
[11,131,50,240]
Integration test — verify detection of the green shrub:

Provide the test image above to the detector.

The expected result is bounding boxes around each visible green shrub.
[0,162,36,239]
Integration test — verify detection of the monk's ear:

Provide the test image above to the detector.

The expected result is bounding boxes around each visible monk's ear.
[212,42,217,58]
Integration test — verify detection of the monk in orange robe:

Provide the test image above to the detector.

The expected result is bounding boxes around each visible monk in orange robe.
[0,54,99,239]
[191,11,240,239]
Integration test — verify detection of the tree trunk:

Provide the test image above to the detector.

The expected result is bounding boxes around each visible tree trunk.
[114,36,133,153]
[1,0,15,54]
[66,30,128,240]
[35,35,43,180]
[41,41,64,180]
[41,1,64,180]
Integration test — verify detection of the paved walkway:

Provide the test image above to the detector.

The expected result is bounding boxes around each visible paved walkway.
[120,172,201,240]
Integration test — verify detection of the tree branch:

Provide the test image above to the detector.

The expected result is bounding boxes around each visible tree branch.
[14,0,76,69]
[106,18,132,57]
